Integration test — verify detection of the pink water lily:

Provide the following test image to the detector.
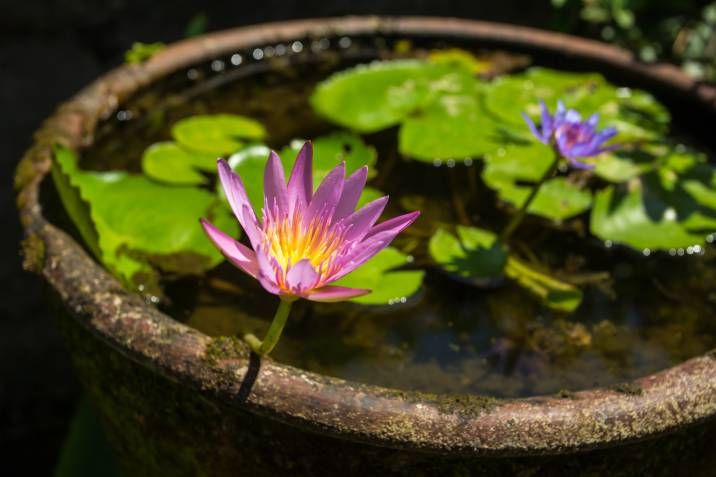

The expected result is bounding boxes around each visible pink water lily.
[201,142,420,304]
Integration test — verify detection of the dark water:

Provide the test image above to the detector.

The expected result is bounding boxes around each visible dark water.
[80,36,716,398]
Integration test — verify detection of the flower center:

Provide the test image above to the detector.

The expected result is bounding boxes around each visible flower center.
[556,123,591,148]
[261,206,348,286]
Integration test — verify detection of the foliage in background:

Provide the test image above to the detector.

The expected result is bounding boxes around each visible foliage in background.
[552,0,716,82]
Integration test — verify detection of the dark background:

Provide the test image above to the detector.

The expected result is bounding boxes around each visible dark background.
[0,1,588,474]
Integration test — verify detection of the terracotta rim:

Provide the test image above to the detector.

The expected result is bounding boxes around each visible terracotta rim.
[16,16,716,456]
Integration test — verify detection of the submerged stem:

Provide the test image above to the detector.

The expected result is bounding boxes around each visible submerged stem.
[499,149,561,243]
[244,298,294,356]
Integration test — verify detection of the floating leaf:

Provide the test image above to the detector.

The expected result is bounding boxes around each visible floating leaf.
[504,256,583,312]
[310,60,456,133]
[590,169,716,250]
[485,67,669,140]
[428,226,508,281]
[428,225,581,311]
[172,114,266,156]
[483,143,592,220]
[142,142,216,185]
[333,247,424,305]
[228,133,381,214]
[52,145,237,289]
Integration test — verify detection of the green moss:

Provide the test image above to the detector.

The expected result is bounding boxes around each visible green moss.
[610,382,644,396]
[557,389,577,399]
[21,233,46,273]
[202,335,249,367]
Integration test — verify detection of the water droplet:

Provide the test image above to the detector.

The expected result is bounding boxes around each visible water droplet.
[291,41,303,53]
[616,87,632,98]
[677,248,685,256]
[669,248,677,256]
[116,110,132,121]
[604,240,613,248]
[446,159,456,168]
[211,59,225,72]
[149,295,160,304]
[464,158,473,166]
[400,297,407,304]
[707,234,715,243]
[687,246,694,255]
[264,46,275,58]
[230,53,243,65]
[338,36,352,48]
[693,245,703,254]
[405,255,414,263]
[433,159,443,167]
[388,298,395,305]
[275,44,287,56]
[663,208,677,221]
[642,248,651,256]
[252,48,264,60]
[187,68,199,80]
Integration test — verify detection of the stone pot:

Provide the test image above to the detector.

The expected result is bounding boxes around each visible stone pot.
[16,17,716,476]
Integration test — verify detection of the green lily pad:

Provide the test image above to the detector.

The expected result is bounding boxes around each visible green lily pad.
[483,143,592,221]
[142,142,216,185]
[428,226,508,280]
[428,225,581,311]
[333,247,424,305]
[172,114,266,156]
[590,170,716,251]
[504,256,583,312]
[485,67,669,140]
[227,132,381,215]
[52,144,237,290]
[310,60,460,133]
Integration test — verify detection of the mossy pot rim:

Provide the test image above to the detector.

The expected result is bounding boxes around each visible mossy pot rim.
[16,16,716,457]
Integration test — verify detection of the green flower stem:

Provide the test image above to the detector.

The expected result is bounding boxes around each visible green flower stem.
[499,149,561,243]
[244,298,294,356]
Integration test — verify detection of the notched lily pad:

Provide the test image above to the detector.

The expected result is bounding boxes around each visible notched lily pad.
[483,143,592,221]
[429,226,508,282]
[333,247,424,305]
[429,225,582,311]
[172,114,266,156]
[52,144,237,291]
[142,142,216,185]
[590,169,716,251]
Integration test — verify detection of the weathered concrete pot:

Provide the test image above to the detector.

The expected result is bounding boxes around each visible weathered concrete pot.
[16,17,716,476]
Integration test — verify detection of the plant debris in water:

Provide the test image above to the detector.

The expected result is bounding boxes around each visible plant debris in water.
[54,42,716,397]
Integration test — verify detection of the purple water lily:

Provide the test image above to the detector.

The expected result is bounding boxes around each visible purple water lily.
[200,141,419,356]
[522,100,618,169]
[202,142,419,301]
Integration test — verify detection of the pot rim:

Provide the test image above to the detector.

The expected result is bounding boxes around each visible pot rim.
[16,16,716,457]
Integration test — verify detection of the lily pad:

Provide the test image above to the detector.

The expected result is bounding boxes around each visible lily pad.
[590,170,716,250]
[428,225,581,311]
[333,247,424,305]
[52,144,237,290]
[172,114,266,156]
[227,133,381,214]
[485,67,669,140]
[310,60,460,133]
[428,226,508,281]
[142,142,216,185]
[483,143,592,220]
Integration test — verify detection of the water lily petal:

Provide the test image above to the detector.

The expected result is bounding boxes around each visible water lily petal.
[217,159,261,245]
[341,195,389,242]
[287,141,313,213]
[285,258,319,292]
[306,286,371,302]
[364,210,421,240]
[200,218,259,278]
[334,166,368,220]
[522,112,548,144]
[264,151,289,216]
[306,161,345,223]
